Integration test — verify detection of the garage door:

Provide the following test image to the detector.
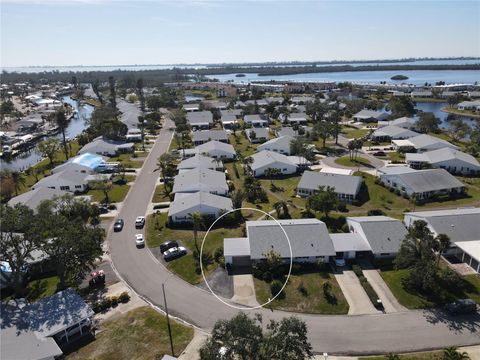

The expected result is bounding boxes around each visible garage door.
[233,256,251,267]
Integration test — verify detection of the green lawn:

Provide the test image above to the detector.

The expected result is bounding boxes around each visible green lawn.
[254,271,349,314]
[87,184,130,203]
[110,153,144,168]
[146,213,244,284]
[363,350,443,360]
[1,275,60,302]
[152,184,171,203]
[341,127,370,139]
[229,132,259,157]
[66,307,194,360]
[335,156,371,167]
[441,106,480,118]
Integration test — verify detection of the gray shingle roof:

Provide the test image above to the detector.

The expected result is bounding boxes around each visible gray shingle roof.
[78,137,134,155]
[385,168,464,193]
[247,219,336,259]
[353,109,386,120]
[408,134,459,150]
[196,140,236,157]
[406,148,480,168]
[168,192,232,217]
[298,171,363,196]
[172,168,228,194]
[372,125,419,139]
[249,150,296,171]
[347,216,408,254]
[244,114,268,123]
[330,233,371,252]
[246,127,269,139]
[192,130,228,143]
[224,237,251,257]
[257,135,293,151]
[8,187,64,211]
[186,111,213,125]
[177,154,221,171]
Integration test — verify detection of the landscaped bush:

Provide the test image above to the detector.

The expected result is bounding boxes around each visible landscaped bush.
[270,280,284,298]
[367,209,386,216]
[297,281,308,297]
[110,296,119,307]
[352,264,363,278]
[118,292,130,303]
[360,277,379,305]
[337,202,347,212]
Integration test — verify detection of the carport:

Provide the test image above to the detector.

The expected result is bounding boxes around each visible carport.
[224,237,251,274]
[455,241,480,273]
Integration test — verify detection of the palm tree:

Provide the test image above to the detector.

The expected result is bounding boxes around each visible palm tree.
[435,234,451,268]
[242,156,254,176]
[231,190,245,209]
[10,171,26,196]
[273,200,290,219]
[190,211,204,252]
[443,347,470,360]
[54,109,70,160]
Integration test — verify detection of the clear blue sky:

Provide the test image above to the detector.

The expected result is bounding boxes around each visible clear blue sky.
[1,0,479,67]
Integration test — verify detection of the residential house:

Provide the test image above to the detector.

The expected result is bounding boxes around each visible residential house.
[32,169,90,193]
[52,153,108,175]
[177,154,223,172]
[249,150,298,177]
[280,112,308,125]
[195,140,236,159]
[220,114,239,129]
[246,127,270,143]
[352,109,387,123]
[172,168,229,195]
[377,116,418,130]
[168,192,233,224]
[291,96,315,105]
[276,126,312,138]
[245,99,268,107]
[192,130,229,145]
[78,137,134,157]
[186,111,213,129]
[257,135,294,155]
[244,114,269,128]
[457,100,480,111]
[410,90,433,98]
[392,134,459,152]
[371,125,420,141]
[220,109,243,118]
[297,171,363,203]
[183,103,200,112]
[126,128,142,142]
[406,148,480,175]
[8,187,65,211]
[379,167,465,200]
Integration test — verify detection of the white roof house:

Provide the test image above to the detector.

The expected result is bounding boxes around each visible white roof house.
[379,168,465,200]
[78,137,134,157]
[249,150,298,177]
[406,148,480,175]
[378,116,418,129]
[353,109,387,122]
[246,127,270,143]
[297,171,363,203]
[183,103,200,112]
[457,100,480,111]
[392,134,459,152]
[280,112,308,125]
[177,154,223,172]
[257,135,294,155]
[186,111,213,129]
[168,192,233,223]
[31,170,89,193]
[172,168,229,195]
[8,187,65,211]
[244,114,268,128]
[195,140,237,159]
[371,125,420,141]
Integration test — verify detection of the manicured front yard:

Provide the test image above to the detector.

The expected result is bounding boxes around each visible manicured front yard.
[87,184,130,203]
[66,307,194,360]
[254,271,349,314]
[152,184,171,203]
[146,213,244,284]
[335,156,371,167]
[110,153,144,168]
[341,126,370,139]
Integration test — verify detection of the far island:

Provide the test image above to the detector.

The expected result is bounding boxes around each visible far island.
[391,74,409,80]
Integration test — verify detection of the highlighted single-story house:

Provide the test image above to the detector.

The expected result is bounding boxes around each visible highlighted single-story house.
[257,135,294,155]
[249,150,298,177]
[297,171,363,203]
[172,168,229,195]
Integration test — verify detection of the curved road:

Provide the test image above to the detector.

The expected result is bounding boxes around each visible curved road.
[109,115,480,355]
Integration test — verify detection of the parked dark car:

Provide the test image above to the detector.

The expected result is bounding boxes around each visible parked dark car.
[113,219,124,232]
[160,240,179,253]
[98,205,109,214]
[445,299,477,315]
[373,151,386,157]
[108,204,117,210]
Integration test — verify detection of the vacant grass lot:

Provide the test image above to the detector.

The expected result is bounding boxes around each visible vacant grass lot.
[66,307,193,360]
[254,270,349,314]
[146,213,244,284]
[335,156,371,167]
[87,184,130,203]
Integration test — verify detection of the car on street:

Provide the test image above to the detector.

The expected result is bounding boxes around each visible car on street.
[135,234,145,247]
[135,216,145,229]
[445,299,477,315]
[163,246,187,261]
[373,151,386,157]
[160,240,179,253]
[113,219,124,232]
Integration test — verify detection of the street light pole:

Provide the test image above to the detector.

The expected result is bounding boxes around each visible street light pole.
[162,282,175,357]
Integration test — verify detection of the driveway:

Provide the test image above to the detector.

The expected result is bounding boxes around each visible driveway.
[362,269,407,313]
[230,274,259,308]
[108,114,480,354]
[334,270,379,315]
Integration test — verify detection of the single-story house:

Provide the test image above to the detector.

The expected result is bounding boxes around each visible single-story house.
[392,134,459,152]
[371,125,420,141]
[168,192,233,224]
[183,103,200,112]
[468,91,480,98]
[379,168,465,200]
[246,127,270,143]
[224,219,336,268]
[52,153,108,174]
[126,128,142,142]
[353,109,387,123]
[192,130,229,145]
[276,126,312,138]
[195,140,237,159]
[280,112,307,125]
[406,148,480,175]
[78,137,134,157]
[220,114,239,129]
[202,100,228,110]
[297,171,363,203]
[457,100,480,111]
[244,114,269,128]
[257,135,294,155]
[177,153,223,172]
[186,111,213,129]
[265,96,284,104]
[377,116,418,130]
[291,96,315,105]
[220,109,243,118]
[32,169,89,193]
[249,150,298,177]
[8,187,65,211]
[330,233,372,260]
[245,99,268,107]
[1,288,94,360]
[172,168,229,195]
[411,90,433,98]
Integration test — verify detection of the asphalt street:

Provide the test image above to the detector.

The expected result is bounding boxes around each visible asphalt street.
[108,112,480,354]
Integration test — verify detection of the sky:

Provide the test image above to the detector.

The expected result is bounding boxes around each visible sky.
[1,0,479,67]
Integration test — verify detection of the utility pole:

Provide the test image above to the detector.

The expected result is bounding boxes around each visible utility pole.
[162,282,175,357]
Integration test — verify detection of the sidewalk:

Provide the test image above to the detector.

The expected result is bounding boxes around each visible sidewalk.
[178,329,209,360]
[95,282,146,322]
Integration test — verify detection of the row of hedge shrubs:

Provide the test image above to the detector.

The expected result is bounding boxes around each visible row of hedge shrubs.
[92,292,131,313]
[351,265,381,307]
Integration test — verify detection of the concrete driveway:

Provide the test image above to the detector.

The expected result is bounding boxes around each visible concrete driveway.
[334,270,379,315]
[231,275,259,308]
[362,269,407,313]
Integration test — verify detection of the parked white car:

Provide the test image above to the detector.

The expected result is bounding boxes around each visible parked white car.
[163,246,187,261]
[135,216,145,229]
[135,234,145,247]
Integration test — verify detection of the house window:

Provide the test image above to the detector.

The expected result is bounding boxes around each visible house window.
[75,185,82,189]
[60,186,70,191]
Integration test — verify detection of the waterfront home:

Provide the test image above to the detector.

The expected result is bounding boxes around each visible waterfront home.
[186,111,213,129]
[378,167,465,200]
[168,192,233,224]
[192,130,229,145]
[377,116,418,130]
[244,114,269,128]
[352,109,387,123]
[392,134,459,152]
[78,137,134,157]
[246,127,270,143]
[172,168,229,196]
[249,150,297,177]
[297,171,363,203]
[257,135,294,155]
[406,148,480,175]
[52,153,108,174]
[224,219,336,268]
[457,100,480,111]
[177,153,223,172]
[32,169,90,193]
[371,125,420,141]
